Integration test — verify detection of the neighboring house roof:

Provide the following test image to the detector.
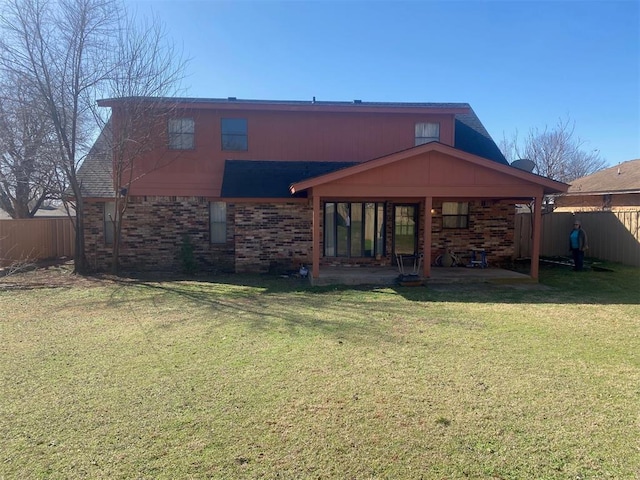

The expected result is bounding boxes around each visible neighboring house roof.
[76,122,115,198]
[565,159,640,195]
[0,205,73,219]
[221,160,358,198]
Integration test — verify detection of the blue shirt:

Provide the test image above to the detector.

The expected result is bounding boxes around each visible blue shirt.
[570,230,580,249]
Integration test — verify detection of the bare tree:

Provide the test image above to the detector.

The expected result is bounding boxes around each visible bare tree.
[500,117,607,183]
[0,71,61,218]
[96,13,186,274]
[0,0,185,273]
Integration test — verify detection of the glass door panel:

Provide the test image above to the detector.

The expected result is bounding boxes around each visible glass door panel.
[394,205,417,255]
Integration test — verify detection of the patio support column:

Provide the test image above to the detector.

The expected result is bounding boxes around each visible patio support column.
[423,196,433,278]
[530,194,543,280]
[312,192,321,279]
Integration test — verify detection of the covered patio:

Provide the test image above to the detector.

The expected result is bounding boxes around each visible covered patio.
[291,142,568,283]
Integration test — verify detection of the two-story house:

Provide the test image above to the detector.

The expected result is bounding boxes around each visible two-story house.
[78,97,567,281]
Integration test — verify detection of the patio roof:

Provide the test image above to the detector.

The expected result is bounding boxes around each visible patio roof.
[290,142,568,198]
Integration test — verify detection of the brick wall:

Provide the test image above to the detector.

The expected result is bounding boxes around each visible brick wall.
[84,197,235,273]
[234,202,313,273]
[431,200,515,267]
[83,197,515,273]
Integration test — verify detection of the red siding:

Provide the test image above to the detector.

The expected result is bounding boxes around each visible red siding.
[112,106,457,197]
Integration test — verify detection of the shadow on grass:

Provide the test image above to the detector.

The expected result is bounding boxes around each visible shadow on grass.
[105,275,403,345]
[110,260,640,308]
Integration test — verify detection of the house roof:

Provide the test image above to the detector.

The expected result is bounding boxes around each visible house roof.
[221,160,358,198]
[455,110,508,165]
[566,159,640,195]
[76,122,115,198]
[98,96,471,115]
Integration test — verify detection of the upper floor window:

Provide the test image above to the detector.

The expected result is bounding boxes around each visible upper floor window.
[415,122,440,145]
[168,118,195,150]
[442,202,469,229]
[221,118,248,151]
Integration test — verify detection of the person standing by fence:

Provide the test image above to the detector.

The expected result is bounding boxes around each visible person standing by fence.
[569,220,588,271]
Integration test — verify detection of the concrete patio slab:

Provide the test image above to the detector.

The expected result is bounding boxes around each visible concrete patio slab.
[310,266,533,286]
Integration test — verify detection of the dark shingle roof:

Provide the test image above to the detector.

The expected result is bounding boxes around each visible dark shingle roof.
[76,122,115,198]
[99,96,471,111]
[221,160,358,198]
[454,109,508,165]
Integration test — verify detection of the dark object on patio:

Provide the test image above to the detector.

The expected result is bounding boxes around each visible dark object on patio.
[396,253,424,286]
[397,274,424,287]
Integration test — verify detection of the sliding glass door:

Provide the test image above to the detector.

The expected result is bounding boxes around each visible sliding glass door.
[324,202,385,258]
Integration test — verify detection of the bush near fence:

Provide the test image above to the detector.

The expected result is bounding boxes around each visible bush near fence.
[0,218,75,267]
[515,210,640,267]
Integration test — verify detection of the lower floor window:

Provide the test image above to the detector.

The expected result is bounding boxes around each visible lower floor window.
[210,202,227,243]
[442,201,469,228]
[324,202,385,257]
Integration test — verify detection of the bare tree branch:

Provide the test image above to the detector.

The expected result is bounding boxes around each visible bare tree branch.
[500,116,607,183]
[0,0,187,273]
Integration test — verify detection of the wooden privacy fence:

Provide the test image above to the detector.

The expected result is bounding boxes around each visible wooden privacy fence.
[0,218,75,267]
[515,210,640,267]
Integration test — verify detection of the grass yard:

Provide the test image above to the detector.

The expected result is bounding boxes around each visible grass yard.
[1,263,639,479]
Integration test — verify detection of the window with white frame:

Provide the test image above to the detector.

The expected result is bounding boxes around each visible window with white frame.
[415,122,440,145]
[442,202,469,229]
[168,118,195,150]
[210,202,227,244]
[104,201,117,245]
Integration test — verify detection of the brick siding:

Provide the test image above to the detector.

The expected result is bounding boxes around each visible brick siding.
[84,197,515,273]
[234,202,313,273]
[84,196,235,273]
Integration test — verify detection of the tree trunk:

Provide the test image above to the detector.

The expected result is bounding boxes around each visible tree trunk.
[73,195,89,274]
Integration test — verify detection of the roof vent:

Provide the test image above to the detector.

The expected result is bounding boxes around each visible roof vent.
[353,99,362,104]
[228,96,237,101]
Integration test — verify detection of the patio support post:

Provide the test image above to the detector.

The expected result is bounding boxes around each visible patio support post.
[530,194,543,280]
[423,196,433,278]
[312,192,321,279]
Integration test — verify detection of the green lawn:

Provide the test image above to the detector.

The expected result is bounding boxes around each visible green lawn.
[1,263,639,479]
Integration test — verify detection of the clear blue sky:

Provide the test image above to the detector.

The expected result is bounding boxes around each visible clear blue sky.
[132,0,639,166]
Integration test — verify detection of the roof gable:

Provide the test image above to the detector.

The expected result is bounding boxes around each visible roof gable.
[291,142,567,196]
